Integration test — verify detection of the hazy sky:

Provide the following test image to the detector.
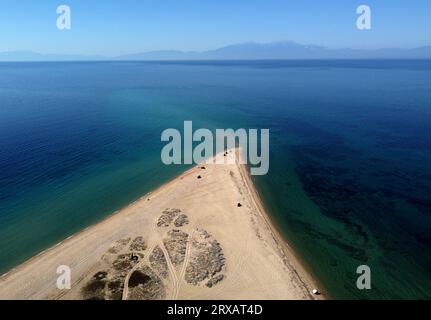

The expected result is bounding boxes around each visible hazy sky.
[0,0,430,56]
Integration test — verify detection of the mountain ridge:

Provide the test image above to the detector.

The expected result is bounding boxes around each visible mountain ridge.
[2,41,431,61]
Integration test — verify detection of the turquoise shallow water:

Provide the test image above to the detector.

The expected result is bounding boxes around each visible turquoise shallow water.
[0,60,430,299]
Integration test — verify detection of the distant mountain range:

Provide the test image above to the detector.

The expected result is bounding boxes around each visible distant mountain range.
[1,41,431,61]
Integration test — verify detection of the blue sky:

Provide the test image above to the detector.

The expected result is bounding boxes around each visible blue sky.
[0,0,430,56]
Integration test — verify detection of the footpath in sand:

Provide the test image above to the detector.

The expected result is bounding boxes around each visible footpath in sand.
[0,150,322,300]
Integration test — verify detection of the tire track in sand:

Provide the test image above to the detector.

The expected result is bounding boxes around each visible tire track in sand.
[178,229,194,291]
[121,244,156,300]
[160,243,180,300]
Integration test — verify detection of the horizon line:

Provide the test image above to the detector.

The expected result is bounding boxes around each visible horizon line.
[1,40,431,60]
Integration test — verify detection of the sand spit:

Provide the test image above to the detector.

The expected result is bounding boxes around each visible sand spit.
[0,149,323,300]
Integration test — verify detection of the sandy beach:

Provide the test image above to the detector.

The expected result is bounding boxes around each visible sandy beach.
[0,149,323,300]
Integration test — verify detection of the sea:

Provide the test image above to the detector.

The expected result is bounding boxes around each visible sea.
[0,60,430,299]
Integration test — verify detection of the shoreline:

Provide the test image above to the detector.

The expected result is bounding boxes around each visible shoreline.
[0,165,196,279]
[0,150,323,300]
[239,162,327,299]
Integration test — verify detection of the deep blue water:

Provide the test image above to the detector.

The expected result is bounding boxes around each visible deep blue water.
[0,60,430,299]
